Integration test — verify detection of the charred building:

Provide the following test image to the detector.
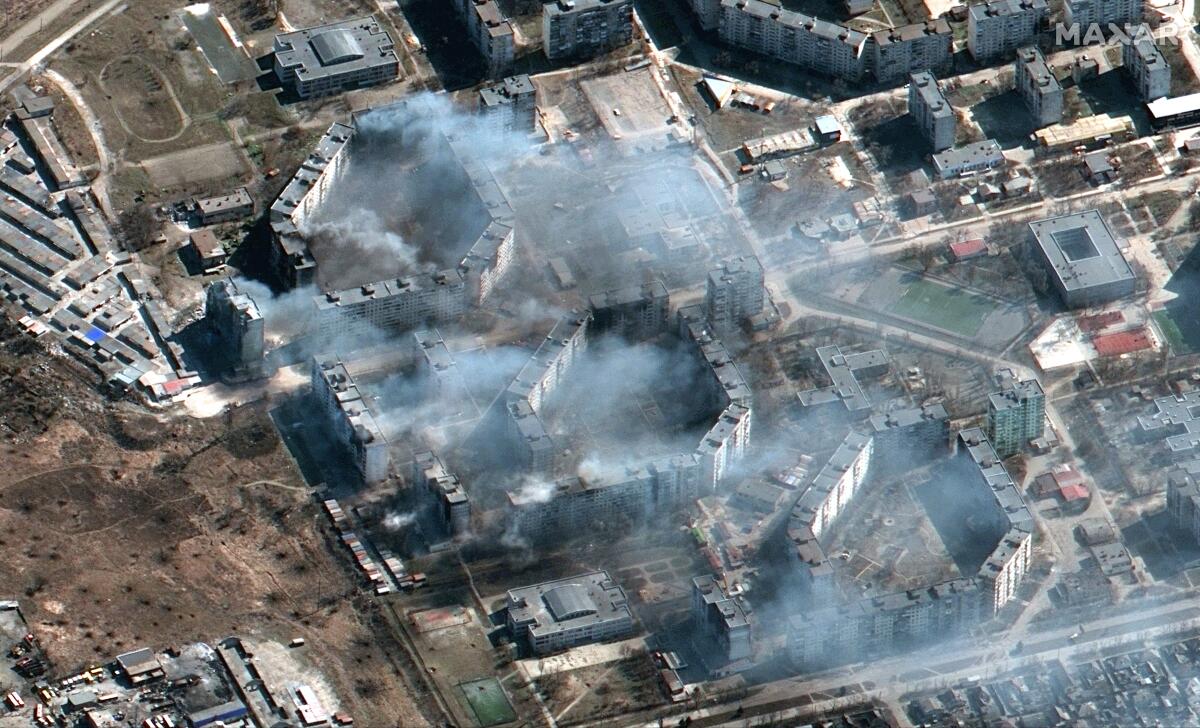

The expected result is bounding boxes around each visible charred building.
[705,255,765,331]
[413,451,470,538]
[692,575,753,663]
[311,358,390,484]
[869,402,949,471]
[588,280,670,342]
[203,279,265,381]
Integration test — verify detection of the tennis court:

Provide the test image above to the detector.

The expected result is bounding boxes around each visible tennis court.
[459,678,517,726]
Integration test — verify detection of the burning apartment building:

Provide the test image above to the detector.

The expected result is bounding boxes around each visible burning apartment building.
[786,427,1034,669]
[311,358,390,484]
[203,279,266,381]
[412,451,471,539]
[267,102,517,336]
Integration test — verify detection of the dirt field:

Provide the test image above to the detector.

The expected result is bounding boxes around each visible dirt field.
[0,318,431,727]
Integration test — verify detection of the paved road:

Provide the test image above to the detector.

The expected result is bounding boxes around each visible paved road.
[0,0,81,59]
[0,0,124,95]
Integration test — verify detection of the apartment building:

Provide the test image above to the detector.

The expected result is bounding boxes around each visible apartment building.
[543,0,635,61]
[871,20,953,84]
[968,0,1048,62]
[868,402,949,471]
[313,271,469,336]
[311,358,390,484]
[1015,46,1063,127]
[692,576,753,662]
[908,71,955,152]
[204,279,265,381]
[479,74,538,133]
[1063,0,1142,33]
[1167,460,1200,544]
[589,280,670,342]
[412,451,471,538]
[705,255,765,330]
[718,0,870,82]
[986,375,1046,457]
[450,0,515,77]
[1122,27,1170,101]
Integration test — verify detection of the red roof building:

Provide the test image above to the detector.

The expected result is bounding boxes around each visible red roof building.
[1093,328,1153,357]
[1060,483,1090,502]
[1078,310,1124,333]
[950,238,986,261]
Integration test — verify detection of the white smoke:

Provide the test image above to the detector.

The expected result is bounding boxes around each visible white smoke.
[382,511,417,531]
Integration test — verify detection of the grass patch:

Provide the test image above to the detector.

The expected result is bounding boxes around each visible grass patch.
[459,678,517,727]
[892,276,997,336]
[1154,309,1194,354]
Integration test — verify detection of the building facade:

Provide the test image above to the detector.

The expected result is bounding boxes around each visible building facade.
[479,75,538,133]
[311,358,390,484]
[871,20,953,84]
[1063,0,1142,34]
[450,0,515,77]
[908,71,955,152]
[312,271,470,336]
[968,0,1048,62]
[692,576,753,662]
[987,376,1046,457]
[718,0,869,82]
[204,279,265,381]
[413,451,471,538]
[1122,28,1170,101]
[1015,46,1063,128]
[273,17,398,99]
[705,255,765,330]
[868,403,949,471]
[543,0,635,61]
[588,280,670,342]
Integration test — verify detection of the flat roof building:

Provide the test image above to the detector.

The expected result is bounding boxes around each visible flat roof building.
[968,0,1048,62]
[1015,46,1063,128]
[1028,210,1136,308]
[873,21,953,84]
[311,358,390,484]
[797,345,889,412]
[706,255,765,330]
[544,0,635,61]
[193,188,253,226]
[273,16,398,99]
[987,374,1045,457]
[1064,0,1142,30]
[932,139,1005,179]
[718,0,870,82]
[1123,26,1170,102]
[506,571,635,654]
[909,72,955,152]
[589,280,670,342]
[450,0,515,77]
[480,75,537,133]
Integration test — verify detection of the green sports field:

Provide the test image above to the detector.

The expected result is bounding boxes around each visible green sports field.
[459,678,517,727]
[891,278,998,337]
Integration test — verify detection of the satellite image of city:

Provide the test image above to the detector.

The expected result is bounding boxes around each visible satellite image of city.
[4,0,1200,725]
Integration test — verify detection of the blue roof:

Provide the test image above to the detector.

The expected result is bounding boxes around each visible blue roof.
[84,327,105,343]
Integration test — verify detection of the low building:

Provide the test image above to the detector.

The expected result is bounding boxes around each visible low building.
[190,230,226,275]
[506,571,635,654]
[273,16,399,99]
[908,72,955,152]
[193,188,253,226]
[814,115,843,143]
[1027,210,1136,308]
[544,0,635,61]
[797,345,888,412]
[932,140,1005,179]
[1014,46,1063,128]
[115,648,165,685]
[1149,93,1200,129]
[1083,150,1115,183]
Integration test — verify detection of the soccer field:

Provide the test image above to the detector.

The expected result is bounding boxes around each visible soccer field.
[892,278,997,337]
[459,678,517,726]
